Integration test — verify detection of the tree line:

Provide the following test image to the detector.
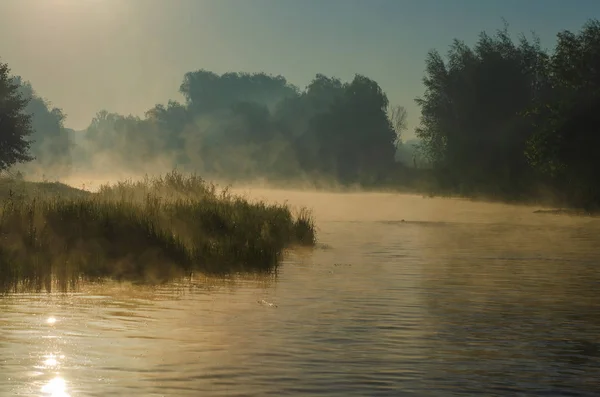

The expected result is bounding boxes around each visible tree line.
[417,19,600,210]
[1,19,599,209]
[70,71,404,185]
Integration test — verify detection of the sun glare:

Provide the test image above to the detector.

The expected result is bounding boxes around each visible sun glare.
[41,377,70,397]
[43,357,58,367]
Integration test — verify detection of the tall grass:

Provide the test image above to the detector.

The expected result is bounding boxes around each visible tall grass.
[0,171,316,292]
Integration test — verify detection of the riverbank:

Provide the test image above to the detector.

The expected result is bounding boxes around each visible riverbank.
[0,171,316,292]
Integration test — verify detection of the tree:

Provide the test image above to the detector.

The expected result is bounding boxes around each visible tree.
[525,19,600,209]
[79,110,166,172]
[179,70,298,115]
[415,24,548,196]
[296,74,397,183]
[0,61,34,171]
[145,100,191,156]
[14,78,72,172]
[389,105,408,145]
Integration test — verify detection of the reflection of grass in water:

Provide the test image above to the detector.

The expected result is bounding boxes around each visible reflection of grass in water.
[75,272,280,302]
[0,171,316,293]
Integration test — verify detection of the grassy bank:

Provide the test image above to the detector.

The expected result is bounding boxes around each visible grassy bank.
[0,176,90,200]
[0,171,316,293]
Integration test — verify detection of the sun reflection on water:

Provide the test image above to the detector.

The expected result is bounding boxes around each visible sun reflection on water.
[41,353,64,368]
[43,357,58,367]
[39,316,69,395]
[41,376,70,397]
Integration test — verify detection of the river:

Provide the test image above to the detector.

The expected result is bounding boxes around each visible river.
[1,191,599,396]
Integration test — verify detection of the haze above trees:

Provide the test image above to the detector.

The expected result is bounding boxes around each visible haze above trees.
[1,19,599,210]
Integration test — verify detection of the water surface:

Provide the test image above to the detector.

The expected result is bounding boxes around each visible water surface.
[1,192,599,396]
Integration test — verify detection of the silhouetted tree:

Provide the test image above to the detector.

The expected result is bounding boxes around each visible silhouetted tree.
[0,61,33,171]
[525,19,600,209]
[296,74,397,183]
[415,18,600,209]
[416,24,548,197]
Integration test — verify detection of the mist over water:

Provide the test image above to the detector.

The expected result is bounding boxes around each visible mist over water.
[2,4,600,395]
[1,191,599,396]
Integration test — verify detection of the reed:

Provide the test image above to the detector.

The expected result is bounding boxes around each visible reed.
[0,171,316,292]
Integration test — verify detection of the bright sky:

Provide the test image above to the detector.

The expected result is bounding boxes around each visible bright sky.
[0,0,598,136]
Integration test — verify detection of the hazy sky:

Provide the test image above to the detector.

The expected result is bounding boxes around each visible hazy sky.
[0,0,598,135]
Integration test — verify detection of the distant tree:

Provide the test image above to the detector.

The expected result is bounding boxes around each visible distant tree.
[145,101,189,136]
[145,100,190,154]
[180,70,298,115]
[15,78,72,171]
[297,74,397,183]
[389,105,408,145]
[396,138,429,168]
[82,110,164,169]
[0,61,34,171]
[274,74,344,141]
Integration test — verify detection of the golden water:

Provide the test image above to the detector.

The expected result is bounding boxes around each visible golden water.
[1,192,599,396]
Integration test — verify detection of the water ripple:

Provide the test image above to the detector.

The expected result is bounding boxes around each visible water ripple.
[1,195,600,395]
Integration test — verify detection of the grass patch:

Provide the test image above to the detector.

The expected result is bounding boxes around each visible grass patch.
[0,171,316,293]
[0,176,90,200]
